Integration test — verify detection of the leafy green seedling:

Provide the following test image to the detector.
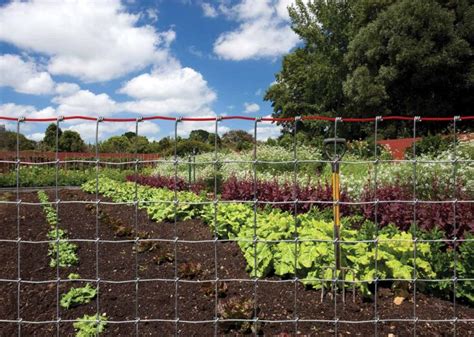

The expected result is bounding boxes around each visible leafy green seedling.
[60,283,97,309]
[73,313,108,337]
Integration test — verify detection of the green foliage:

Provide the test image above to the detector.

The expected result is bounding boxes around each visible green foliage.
[405,134,455,159]
[82,177,204,222]
[344,0,472,119]
[0,129,36,151]
[99,135,132,153]
[47,228,79,268]
[60,283,97,309]
[43,124,62,150]
[266,0,473,138]
[0,167,134,188]
[38,190,79,268]
[73,314,108,337]
[189,129,220,145]
[221,130,254,151]
[200,201,435,297]
[59,130,86,152]
[68,273,81,280]
[80,177,471,303]
[456,234,474,304]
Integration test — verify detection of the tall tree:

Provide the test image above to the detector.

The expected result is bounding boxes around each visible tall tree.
[265,0,473,139]
[59,130,86,152]
[344,0,473,119]
[43,123,62,150]
[265,0,353,137]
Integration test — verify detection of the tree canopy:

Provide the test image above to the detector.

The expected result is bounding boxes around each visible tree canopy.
[265,0,473,139]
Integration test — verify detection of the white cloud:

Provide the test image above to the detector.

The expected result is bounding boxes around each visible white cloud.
[54,82,81,96]
[0,103,56,120]
[251,116,282,141]
[27,132,45,142]
[53,90,118,116]
[0,54,55,95]
[201,3,218,18]
[0,0,174,82]
[213,0,299,60]
[243,102,260,114]
[119,65,217,116]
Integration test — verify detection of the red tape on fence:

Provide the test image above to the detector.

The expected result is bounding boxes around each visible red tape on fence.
[0,114,472,123]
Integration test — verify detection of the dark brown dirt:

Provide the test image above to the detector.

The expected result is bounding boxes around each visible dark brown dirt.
[0,190,473,337]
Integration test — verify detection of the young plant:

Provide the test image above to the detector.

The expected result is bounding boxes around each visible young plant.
[178,262,203,279]
[60,283,97,309]
[73,313,108,337]
[217,297,255,333]
[47,229,79,268]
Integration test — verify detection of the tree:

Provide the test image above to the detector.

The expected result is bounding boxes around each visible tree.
[0,129,35,151]
[43,124,62,150]
[222,130,254,151]
[100,136,131,153]
[189,129,220,145]
[264,0,352,137]
[265,0,473,139]
[59,130,86,152]
[344,0,472,120]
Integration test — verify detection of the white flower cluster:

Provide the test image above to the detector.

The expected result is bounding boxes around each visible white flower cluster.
[152,141,473,200]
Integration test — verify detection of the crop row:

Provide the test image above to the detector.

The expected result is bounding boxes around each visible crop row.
[82,177,473,304]
[37,190,107,336]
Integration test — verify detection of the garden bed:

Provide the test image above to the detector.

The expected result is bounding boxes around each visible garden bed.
[0,189,473,336]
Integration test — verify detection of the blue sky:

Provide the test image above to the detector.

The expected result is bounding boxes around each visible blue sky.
[0,0,300,142]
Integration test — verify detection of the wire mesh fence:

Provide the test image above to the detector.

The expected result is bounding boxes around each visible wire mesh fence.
[0,114,473,336]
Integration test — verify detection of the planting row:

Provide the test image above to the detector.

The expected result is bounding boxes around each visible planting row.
[81,177,473,304]
[37,190,108,336]
[127,174,473,239]
[150,142,473,199]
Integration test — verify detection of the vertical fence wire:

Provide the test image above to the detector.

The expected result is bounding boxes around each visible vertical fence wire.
[16,118,22,337]
[451,116,459,336]
[213,117,220,337]
[332,117,339,337]
[54,117,61,337]
[292,117,299,336]
[134,118,141,336]
[412,117,419,336]
[173,119,180,336]
[252,118,259,336]
[95,118,101,334]
[373,116,380,336]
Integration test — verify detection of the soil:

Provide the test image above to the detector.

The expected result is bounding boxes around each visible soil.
[0,189,473,337]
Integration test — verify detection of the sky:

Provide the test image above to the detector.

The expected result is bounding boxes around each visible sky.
[0,0,301,143]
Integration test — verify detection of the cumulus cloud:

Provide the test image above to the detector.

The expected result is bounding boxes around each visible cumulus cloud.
[0,103,56,120]
[119,65,217,116]
[0,0,175,82]
[0,54,55,95]
[53,90,118,116]
[243,102,260,114]
[213,0,300,60]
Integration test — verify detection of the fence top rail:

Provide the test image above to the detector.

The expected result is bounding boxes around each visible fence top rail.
[1,115,473,123]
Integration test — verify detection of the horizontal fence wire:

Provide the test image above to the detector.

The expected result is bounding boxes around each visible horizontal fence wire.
[0,114,472,337]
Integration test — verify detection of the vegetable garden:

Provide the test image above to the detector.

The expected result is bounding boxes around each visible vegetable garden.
[0,115,473,336]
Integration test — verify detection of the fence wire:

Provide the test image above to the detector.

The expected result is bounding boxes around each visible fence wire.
[0,114,473,337]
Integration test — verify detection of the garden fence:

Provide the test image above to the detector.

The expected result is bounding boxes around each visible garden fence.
[0,114,473,336]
